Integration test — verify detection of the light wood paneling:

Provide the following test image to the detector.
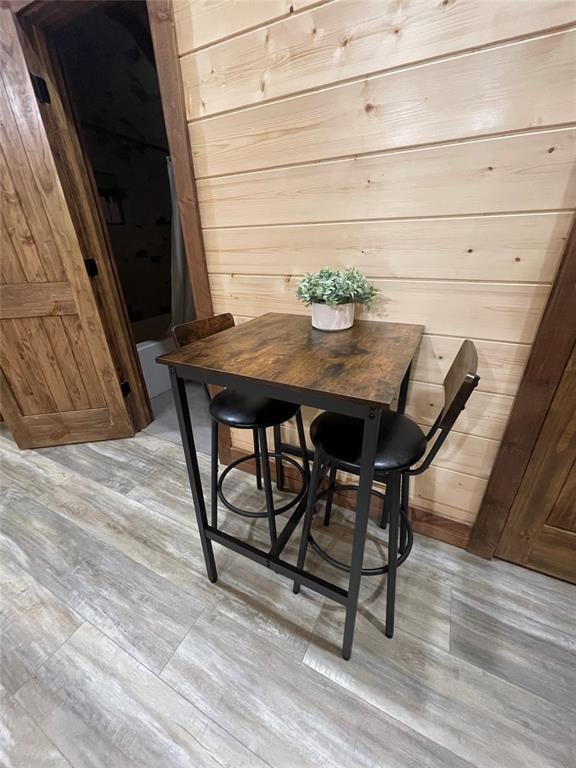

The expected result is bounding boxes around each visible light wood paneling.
[407,383,512,442]
[181,0,576,119]
[173,0,322,55]
[210,274,550,344]
[176,1,576,527]
[190,30,576,175]
[197,129,576,227]
[412,336,530,398]
[205,213,571,282]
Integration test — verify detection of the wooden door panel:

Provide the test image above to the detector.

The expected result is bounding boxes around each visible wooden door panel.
[0,145,65,283]
[496,345,576,582]
[0,283,75,318]
[548,464,576,532]
[528,527,576,584]
[0,7,132,448]
[17,17,152,433]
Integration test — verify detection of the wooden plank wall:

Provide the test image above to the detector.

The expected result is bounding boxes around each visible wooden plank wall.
[173,0,576,538]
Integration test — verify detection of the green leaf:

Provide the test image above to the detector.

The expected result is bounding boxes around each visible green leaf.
[296,266,378,308]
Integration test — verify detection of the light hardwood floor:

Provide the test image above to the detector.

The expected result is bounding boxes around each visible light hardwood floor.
[1,427,575,768]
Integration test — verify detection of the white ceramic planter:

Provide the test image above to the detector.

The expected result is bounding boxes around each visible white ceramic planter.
[311,302,355,331]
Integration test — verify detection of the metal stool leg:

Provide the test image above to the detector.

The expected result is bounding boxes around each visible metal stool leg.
[211,419,219,528]
[293,451,324,594]
[385,473,401,638]
[400,473,409,555]
[273,424,284,490]
[258,428,277,545]
[294,409,310,486]
[252,429,262,490]
[380,474,392,529]
[323,464,337,526]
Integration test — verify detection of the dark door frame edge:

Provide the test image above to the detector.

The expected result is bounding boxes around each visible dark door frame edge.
[467,219,576,558]
[146,0,214,321]
[146,0,232,462]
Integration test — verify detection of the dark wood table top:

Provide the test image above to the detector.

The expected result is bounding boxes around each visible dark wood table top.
[158,313,424,409]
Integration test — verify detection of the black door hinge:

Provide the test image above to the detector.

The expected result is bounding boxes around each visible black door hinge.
[120,381,131,397]
[84,258,99,277]
[30,74,51,104]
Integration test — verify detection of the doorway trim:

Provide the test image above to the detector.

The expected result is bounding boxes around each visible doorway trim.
[468,221,576,558]
[146,0,214,321]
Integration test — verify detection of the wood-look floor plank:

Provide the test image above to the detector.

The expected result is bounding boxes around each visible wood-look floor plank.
[35,469,235,590]
[36,437,158,495]
[162,610,475,768]
[0,556,82,697]
[297,507,453,650]
[450,590,576,712]
[413,533,576,622]
[0,433,72,499]
[304,605,575,768]
[1,491,209,673]
[15,622,268,768]
[0,696,72,768]
[2,431,576,767]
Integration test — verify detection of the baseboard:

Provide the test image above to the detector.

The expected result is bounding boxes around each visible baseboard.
[226,445,471,550]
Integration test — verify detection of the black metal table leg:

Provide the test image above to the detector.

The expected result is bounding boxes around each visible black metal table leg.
[258,427,278,546]
[397,362,412,414]
[294,410,310,485]
[211,419,219,528]
[341,408,381,660]
[294,450,325,594]
[169,367,217,583]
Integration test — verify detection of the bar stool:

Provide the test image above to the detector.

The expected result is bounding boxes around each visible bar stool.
[295,339,480,637]
[171,314,308,546]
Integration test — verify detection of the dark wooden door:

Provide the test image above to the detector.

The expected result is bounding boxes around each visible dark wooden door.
[0,6,134,448]
[496,344,576,583]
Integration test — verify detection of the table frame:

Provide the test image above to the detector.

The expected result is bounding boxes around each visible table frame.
[168,360,412,660]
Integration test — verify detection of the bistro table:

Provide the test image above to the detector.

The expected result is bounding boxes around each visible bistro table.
[157,312,424,659]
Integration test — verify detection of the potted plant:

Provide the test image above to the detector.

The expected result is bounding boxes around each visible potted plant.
[296,266,377,331]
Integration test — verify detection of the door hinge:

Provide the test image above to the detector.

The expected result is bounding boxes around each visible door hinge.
[30,74,51,104]
[84,258,99,277]
[120,381,131,397]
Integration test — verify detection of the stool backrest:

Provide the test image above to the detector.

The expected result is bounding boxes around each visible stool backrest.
[412,340,480,476]
[171,313,235,349]
[439,339,480,431]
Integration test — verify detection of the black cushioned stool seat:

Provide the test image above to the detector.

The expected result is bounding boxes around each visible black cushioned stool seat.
[310,410,427,473]
[210,389,300,428]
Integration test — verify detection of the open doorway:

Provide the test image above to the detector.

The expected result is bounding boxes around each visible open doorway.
[30,0,212,451]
